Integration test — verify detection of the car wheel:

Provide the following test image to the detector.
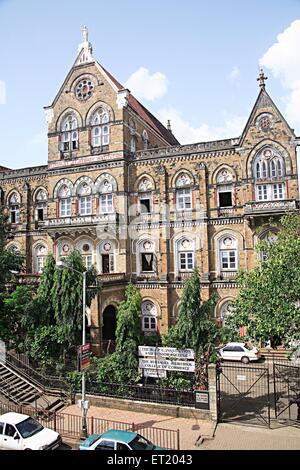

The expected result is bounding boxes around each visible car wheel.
[241,356,250,364]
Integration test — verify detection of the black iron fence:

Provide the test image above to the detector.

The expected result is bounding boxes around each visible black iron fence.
[84,380,195,407]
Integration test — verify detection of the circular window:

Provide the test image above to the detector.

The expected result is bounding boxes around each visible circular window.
[258,115,272,131]
[82,243,90,252]
[75,78,94,101]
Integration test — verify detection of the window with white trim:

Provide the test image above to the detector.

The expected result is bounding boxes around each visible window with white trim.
[142,300,157,333]
[100,194,113,213]
[9,193,20,224]
[60,114,78,151]
[98,241,116,274]
[91,109,110,147]
[79,196,92,215]
[34,244,48,273]
[177,238,195,272]
[176,188,192,210]
[59,198,71,217]
[219,236,238,272]
[256,183,285,201]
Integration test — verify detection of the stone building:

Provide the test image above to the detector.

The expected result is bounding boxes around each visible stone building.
[1,30,299,354]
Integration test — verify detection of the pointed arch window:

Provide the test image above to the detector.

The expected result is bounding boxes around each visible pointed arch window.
[9,193,20,224]
[91,109,110,148]
[35,189,47,222]
[34,244,48,273]
[177,238,195,272]
[60,114,78,151]
[76,241,93,270]
[138,240,156,274]
[175,173,192,211]
[77,182,92,216]
[98,241,116,274]
[219,236,238,272]
[58,184,72,217]
[142,300,157,333]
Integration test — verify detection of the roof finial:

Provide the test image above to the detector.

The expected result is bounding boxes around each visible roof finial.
[167,120,172,132]
[257,67,268,89]
[81,25,89,43]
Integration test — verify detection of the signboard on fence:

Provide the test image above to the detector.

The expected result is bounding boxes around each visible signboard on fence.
[138,346,194,360]
[139,358,195,373]
[195,391,210,410]
[79,343,91,370]
[143,368,167,378]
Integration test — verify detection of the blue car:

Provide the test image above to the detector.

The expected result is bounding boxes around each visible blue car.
[79,429,165,450]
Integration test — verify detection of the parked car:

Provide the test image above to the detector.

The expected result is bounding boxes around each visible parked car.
[0,412,62,450]
[217,342,260,364]
[79,429,165,451]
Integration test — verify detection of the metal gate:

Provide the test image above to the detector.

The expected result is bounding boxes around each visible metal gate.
[217,363,271,427]
[273,362,300,424]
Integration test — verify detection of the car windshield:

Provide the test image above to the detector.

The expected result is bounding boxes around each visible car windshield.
[130,434,155,450]
[16,417,44,439]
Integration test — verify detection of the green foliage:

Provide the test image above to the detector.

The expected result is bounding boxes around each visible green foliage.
[163,268,219,357]
[95,284,142,385]
[226,213,300,347]
[29,325,65,372]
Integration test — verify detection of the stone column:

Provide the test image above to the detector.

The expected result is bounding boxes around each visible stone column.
[208,363,218,422]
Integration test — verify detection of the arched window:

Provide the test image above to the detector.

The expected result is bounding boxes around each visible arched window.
[141,300,157,333]
[175,173,192,211]
[90,108,110,148]
[57,239,73,260]
[176,238,195,272]
[60,114,78,151]
[34,244,48,273]
[35,189,47,222]
[219,236,238,272]
[138,177,153,214]
[142,130,149,150]
[77,182,92,216]
[130,136,136,153]
[138,240,156,274]
[76,240,93,270]
[253,148,286,201]
[97,176,116,214]
[219,301,234,326]
[98,240,116,274]
[58,184,72,217]
[8,192,20,224]
[216,169,234,208]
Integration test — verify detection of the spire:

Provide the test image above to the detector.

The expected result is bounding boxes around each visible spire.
[257,68,268,89]
[76,25,94,65]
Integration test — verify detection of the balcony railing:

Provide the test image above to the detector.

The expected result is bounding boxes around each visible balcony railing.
[98,273,126,283]
[245,199,297,215]
[218,271,237,280]
[45,213,117,227]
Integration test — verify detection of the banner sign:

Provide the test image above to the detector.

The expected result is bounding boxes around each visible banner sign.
[80,343,91,370]
[138,346,194,360]
[139,358,195,373]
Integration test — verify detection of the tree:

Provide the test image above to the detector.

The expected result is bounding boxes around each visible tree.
[96,284,142,384]
[164,268,219,357]
[226,213,300,348]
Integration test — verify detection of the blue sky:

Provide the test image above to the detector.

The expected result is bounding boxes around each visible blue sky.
[1,0,300,169]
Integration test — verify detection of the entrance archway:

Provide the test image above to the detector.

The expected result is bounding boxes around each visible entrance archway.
[102,305,117,340]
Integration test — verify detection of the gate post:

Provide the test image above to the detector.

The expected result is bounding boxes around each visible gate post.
[208,364,218,421]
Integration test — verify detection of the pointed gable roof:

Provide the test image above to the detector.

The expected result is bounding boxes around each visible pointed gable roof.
[239,87,295,144]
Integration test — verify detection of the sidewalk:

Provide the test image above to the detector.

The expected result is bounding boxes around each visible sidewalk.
[63,404,216,450]
[200,422,300,450]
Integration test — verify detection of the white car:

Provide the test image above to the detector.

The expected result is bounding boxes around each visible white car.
[0,412,62,450]
[218,342,260,364]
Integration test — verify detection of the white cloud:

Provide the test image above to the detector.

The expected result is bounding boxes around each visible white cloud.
[157,107,246,144]
[227,66,241,82]
[260,19,300,130]
[0,80,6,104]
[125,67,168,101]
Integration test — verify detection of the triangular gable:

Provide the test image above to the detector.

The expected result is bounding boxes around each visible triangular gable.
[239,88,295,144]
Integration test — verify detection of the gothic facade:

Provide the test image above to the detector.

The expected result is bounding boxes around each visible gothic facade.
[1,32,299,354]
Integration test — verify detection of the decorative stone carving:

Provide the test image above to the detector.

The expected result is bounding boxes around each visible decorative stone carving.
[142,300,157,317]
[176,172,191,187]
[138,178,152,192]
[142,240,153,252]
[217,169,233,184]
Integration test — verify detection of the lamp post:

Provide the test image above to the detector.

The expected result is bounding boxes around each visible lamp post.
[56,260,88,437]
